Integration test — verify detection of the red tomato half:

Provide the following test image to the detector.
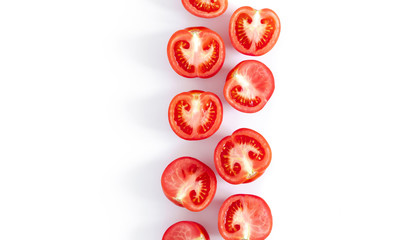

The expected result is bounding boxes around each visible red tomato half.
[167,27,225,78]
[162,221,210,240]
[214,128,271,184]
[229,6,281,56]
[224,60,275,113]
[218,194,272,240]
[182,0,228,18]
[168,90,223,140]
[161,157,217,212]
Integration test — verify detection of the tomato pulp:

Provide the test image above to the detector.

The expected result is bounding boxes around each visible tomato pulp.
[162,221,210,240]
[167,27,225,78]
[229,6,280,56]
[161,157,217,212]
[218,194,273,240]
[168,90,223,140]
[181,0,228,18]
[224,60,275,113]
[214,128,271,184]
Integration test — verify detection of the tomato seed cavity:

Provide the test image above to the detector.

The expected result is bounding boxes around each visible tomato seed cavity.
[256,18,275,50]
[189,0,220,13]
[221,141,241,176]
[198,100,217,134]
[230,86,261,107]
[174,100,194,135]
[190,173,210,205]
[225,200,243,233]
[174,40,195,73]
[200,40,219,73]
[235,13,253,50]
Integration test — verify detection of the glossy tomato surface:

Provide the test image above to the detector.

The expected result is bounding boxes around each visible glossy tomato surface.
[224,60,274,113]
[168,90,223,140]
[167,27,225,78]
[162,221,210,240]
[229,6,280,56]
[182,0,228,18]
[214,128,271,184]
[161,157,217,212]
[218,194,272,240]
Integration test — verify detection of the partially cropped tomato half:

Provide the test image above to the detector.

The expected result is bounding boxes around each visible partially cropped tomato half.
[229,6,280,56]
[168,90,223,140]
[218,194,272,240]
[163,221,210,240]
[214,128,271,184]
[167,27,225,78]
[182,0,228,18]
[224,60,275,113]
[161,157,217,212]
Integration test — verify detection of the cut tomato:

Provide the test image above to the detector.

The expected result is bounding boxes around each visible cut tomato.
[182,0,228,18]
[224,60,274,113]
[168,90,223,140]
[163,221,210,240]
[229,6,280,56]
[214,128,271,184]
[218,194,272,240]
[167,27,225,78]
[161,157,217,212]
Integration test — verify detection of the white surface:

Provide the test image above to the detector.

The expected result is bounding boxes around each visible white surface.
[1,0,400,239]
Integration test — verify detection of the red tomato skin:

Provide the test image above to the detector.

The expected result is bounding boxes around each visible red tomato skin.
[181,0,228,18]
[168,90,223,141]
[167,27,226,78]
[218,194,273,240]
[224,60,275,113]
[229,6,281,56]
[214,128,271,184]
[162,221,210,240]
[161,157,217,212]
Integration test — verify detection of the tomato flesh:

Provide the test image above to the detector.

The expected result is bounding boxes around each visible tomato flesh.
[169,90,223,140]
[163,221,210,240]
[161,157,217,212]
[182,0,228,18]
[168,27,225,78]
[224,60,274,113]
[218,194,272,240]
[229,7,280,56]
[214,128,271,184]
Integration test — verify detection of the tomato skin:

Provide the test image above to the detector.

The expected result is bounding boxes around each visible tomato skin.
[214,128,271,184]
[167,27,226,78]
[162,221,210,240]
[181,0,228,18]
[229,6,281,56]
[224,60,275,113]
[218,194,273,240]
[161,157,217,212]
[168,90,223,140]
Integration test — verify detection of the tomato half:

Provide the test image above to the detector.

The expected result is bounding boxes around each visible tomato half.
[162,221,210,240]
[161,157,217,212]
[218,194,272,240]
[181,0,228,18]
[224,60,274,113]
[167,27,225,78]
[168,90,223,140]
[229,6,281,56]
[214,128,271,184]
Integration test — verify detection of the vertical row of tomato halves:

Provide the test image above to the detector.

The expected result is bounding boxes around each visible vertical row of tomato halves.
[162,1,280,239]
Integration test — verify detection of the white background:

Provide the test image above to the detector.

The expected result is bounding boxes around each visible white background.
[1,0,400,239]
